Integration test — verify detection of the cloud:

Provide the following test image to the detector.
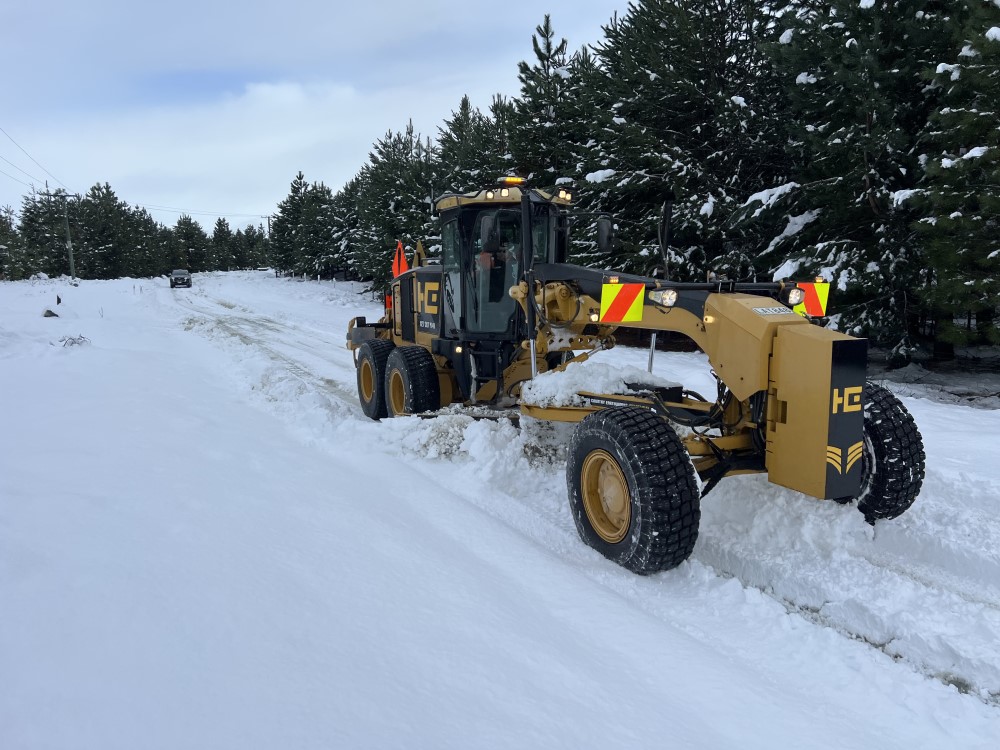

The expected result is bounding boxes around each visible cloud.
[1,0,630,229]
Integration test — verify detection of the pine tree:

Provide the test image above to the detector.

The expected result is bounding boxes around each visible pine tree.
[18,189,71,277]
[355,123,438,284]
[754,0,954,343]
[129,207,167,278]
[174,215,209,272]
[327,176,363,279]
[271,172,309,273]
[212,218,236,271]
[0,205,22,279]
[912,0,1000,347]
[585,0,788,278]
[297,181,335,276]
[76,183,131,279]
[437,96,493,192]
[510,15,574,183]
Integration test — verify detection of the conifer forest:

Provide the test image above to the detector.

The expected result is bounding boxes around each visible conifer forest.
[2,1,998,354]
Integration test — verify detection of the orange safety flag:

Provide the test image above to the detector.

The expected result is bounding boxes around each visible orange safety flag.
[392,240,410,278]
[599,283,645,323]
[793,282,831,317]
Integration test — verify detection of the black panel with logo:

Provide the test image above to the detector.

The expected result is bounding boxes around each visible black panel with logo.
[825,337,868,497]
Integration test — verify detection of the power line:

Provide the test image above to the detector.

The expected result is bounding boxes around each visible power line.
[0,125,69,190]
[135,201,268,219]
[0,166,34,189]
[0,154,44,184]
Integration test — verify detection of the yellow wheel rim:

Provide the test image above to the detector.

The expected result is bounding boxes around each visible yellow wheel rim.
[580,449,630,543]
[388,369,406,416]
[360,359,375,403]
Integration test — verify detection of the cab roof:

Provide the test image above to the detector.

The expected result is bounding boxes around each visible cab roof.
[433,185,571,214]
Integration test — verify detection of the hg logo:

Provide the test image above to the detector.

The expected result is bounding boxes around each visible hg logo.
[832,386,862,414]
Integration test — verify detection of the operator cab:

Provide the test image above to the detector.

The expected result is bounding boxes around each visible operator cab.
[436,184,566,341]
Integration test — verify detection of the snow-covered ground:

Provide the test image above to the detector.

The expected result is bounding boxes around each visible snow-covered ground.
[2,271,999,749]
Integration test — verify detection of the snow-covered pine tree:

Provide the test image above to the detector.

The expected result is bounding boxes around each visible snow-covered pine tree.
[510,15,575,184]
[354,123,437,285]
[911,0,1000,347]
[173,215,210,273]
[756,0,953,344]
[585,0,786,279]
[484,95,517,182]
[270,172,309,274]
[327,175,364,280]
[0,204,22,279]
[75,185,114,278]
[17,189,73,278]
[212,218,235,272]
[437,96,493,193]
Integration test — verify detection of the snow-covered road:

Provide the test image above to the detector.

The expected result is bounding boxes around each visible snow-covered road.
[2,271,999,749]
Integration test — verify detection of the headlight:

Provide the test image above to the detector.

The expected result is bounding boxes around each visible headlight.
[783,286,805,306]
[648,289,678,307]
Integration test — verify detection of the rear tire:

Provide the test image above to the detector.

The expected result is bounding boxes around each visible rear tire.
[356,340,395,420]
[567,407,701,574]
[384,346,441,417]
[852,382,925,523]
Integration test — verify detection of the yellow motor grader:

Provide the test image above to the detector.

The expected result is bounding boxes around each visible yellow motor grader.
[347,177,925,574]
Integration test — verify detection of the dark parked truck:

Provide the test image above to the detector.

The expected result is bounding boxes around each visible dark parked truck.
[170,269,192,288]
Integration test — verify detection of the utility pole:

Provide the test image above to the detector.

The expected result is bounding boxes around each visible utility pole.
[40,191,81,279]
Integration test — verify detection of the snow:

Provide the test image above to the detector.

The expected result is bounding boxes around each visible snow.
[779,29,794,45]
[765,209,821,254]
[942,147,989,169]
[988,27,1000,42]
[891,188,921,206]
[859,0,876,8]
[938,62,961,81]
[584,168,617,184]
[796,72,818,85]
[2,272,1000,748]
[743,181,799,218]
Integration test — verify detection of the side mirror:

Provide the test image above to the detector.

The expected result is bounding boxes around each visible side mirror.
[597,217,614,254]
[480,216,499,254]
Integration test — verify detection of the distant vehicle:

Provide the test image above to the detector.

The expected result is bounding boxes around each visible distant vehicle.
[170,269,192,288]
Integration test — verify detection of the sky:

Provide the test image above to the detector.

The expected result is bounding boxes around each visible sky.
[0,1,632,232]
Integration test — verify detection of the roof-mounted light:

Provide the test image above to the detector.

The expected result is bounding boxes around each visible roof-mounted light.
[485,190,495,199]
[557,188,573,201]
[498,176,525,186]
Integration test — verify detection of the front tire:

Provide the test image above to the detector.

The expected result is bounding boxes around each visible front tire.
[567,407,701,574]
[851,382,925,523]
[356,339,395,420]
[384,346,440,417]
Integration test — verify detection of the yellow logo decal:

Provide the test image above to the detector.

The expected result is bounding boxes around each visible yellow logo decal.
[418,281,440,315]
[827,441,864,473]
[832,386,863,414]
[845,441,864,473]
